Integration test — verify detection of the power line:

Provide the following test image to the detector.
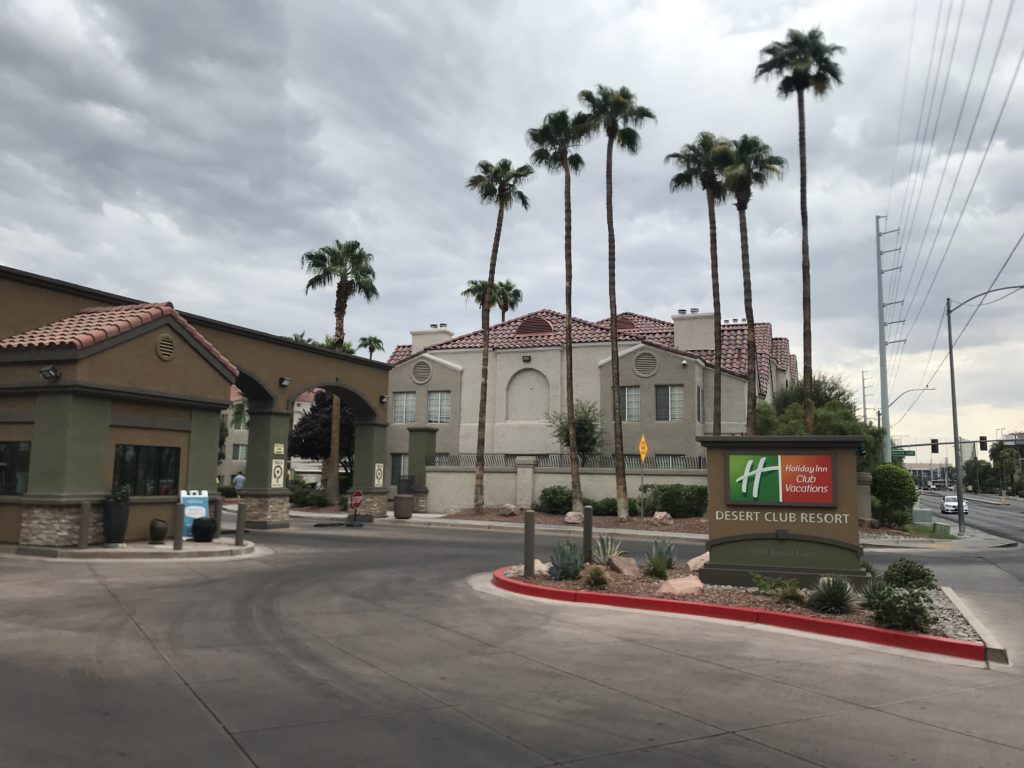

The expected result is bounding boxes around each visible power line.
[885,0,920,220]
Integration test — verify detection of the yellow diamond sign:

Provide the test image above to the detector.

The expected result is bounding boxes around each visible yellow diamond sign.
[639,434,648,463]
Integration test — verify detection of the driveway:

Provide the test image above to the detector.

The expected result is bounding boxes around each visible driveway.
[1,524,1022,767]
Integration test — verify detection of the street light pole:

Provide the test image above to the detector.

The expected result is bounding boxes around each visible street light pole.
[946,297,967,536]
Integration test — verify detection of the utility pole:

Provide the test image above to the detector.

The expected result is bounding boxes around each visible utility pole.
[875,215,903,463]
[861,370,873,424]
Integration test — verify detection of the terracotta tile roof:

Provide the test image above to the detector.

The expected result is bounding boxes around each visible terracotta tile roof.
[0,303,238,377]
[388,344,413,365]
[421,310,632,353]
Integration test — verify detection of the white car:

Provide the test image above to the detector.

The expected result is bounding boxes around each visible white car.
[942,495,968,514]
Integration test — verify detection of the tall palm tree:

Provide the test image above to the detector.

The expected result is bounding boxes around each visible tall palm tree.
[720,135,787,434]
[528,108,589,514]
[301,239,379,504]
[466,159,533,513]
[578,85,655,520]
[461,278,524,322]
[357,335,384,360]
[755,27,844,431]
[665,132,730,436]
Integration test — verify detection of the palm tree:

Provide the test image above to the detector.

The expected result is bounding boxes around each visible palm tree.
[466,159,534,513]
[461,278,524,322]
[755,27,844,431]
[528,108,589,514]
[578,85,655,520]
[720,135,787,435]
[300,239,380,504]
[665,132,730,436]
[357,335,384,360]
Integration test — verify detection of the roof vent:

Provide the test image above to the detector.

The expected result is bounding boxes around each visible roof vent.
[617,315,636,330]
[156,333,175,361]
[634,351,658,377]
[430,324,438,329]
[439,323,447,328]
[412,360,432,384]
[690,308,699,314]
[515,316,554,335]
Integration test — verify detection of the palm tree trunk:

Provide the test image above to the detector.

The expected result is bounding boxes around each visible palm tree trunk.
[797,88,814,431]
[707,189,723,436]
[326,287,351,506]
[474,205,505,513]
[605,134,628,520]
[738,202,757,434]
[562,152,583,514]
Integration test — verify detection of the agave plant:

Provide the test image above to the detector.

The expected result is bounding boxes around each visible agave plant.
[548,540,583,581]
[807,575,855,614]
[859,578,890,610]
[648,539,676,569]
[592,535,624,565]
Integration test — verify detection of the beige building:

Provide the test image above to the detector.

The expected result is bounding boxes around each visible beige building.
[384,309,797,489]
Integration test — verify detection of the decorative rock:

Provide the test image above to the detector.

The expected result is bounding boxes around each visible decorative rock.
[657,575,705,597]
[499,503,519,517]
[608,554,641,578]
[652,511,672,525]
[686,551,710,573]
[534,559,550,576]
[564,511,584,525]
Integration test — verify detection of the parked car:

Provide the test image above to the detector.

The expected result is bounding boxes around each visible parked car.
[942,495,968,514]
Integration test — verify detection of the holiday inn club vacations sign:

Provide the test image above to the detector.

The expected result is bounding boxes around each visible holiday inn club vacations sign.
[728,453,834,506]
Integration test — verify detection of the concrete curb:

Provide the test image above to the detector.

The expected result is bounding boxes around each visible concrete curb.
[941,586,1009,665]
[492,566,989,663]
[9,539,257,560]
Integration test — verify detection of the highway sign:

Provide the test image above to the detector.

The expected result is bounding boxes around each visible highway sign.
[892,449,916,457]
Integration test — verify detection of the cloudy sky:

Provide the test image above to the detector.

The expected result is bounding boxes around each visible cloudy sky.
[2,0,1022,463]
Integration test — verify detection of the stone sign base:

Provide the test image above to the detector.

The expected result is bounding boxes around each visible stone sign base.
[700,533,870,588]
[242,491,291,529]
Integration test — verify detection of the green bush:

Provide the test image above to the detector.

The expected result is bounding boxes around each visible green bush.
[548,540,583,580]
[752,574,804,604]
[218,484,238,499]
[777,580,804,605]
[592,497,618,516]
[872,587,933,632]
[592,535,624,565]
[877,506,913,530]
[859,578,890,610]
[643,553,670,580]
[646,484,708,517]
[537,485,573,514]
[581,564,609,589]
[883,558,937,590]
[289,481,328,507]
[648,539,676,569]
[751,573,786,595]
[807,576,855,614]
[871,464,917,525]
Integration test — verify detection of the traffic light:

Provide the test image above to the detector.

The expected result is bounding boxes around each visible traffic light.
[980,435,988,451]
[931,439,939,454]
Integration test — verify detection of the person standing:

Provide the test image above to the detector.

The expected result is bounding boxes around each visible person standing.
[232,472,246,495]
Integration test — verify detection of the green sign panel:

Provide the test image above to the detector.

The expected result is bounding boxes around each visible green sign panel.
[892,449,916,457]
[726,453,835,506]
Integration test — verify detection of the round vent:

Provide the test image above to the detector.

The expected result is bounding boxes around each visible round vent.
[515,316,554,335]
[412,360,432,384]
[155,333,175,361]
[617,315,636,330]
[633,352,658,377]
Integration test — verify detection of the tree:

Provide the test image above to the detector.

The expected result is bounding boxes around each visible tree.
[755,27,845,431]
[466,159,533,512]
[579,84,655,519]
[289,331,355,353]
[962,457,997,493]
[357,335,384,360]
[461,278,524,322]
[989,442,1020,492]
[288,390,355,479]
[300,239,379,504]
[871,464,917,527]
[771,372,857,414]
[547,400,604,467]
[529,108,590,514]
[720,134,786,434]
[666,132,730,436]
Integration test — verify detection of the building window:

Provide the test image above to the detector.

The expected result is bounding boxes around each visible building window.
[393,392,415,423]
[231,444,248,461]
[0,441,30,496]
[697,386,705,423]
[655,385,684,421]
[113,445,180,496]
[391,453,411,492]
[619,386,639,422]
[427,390,452,423]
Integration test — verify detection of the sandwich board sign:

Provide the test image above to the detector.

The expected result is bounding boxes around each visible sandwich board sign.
[180,490,209,539]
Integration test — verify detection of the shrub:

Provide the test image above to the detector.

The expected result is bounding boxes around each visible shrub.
[288,480,328,507]
[648,539,676,569]
[859,578,891,610]
[872,587,934,632]
[751,574,803,604]
[875,505,912,530]
[751,573,786,595]
[777,580,804,605]
[644,553,670,580]
[581,564,609,589]
[646,484,708,518]
[871,464,917,525]
[592,497,618,516]
[862,559,879,579]
[218,484,238,499]
[537,485,573,515]
[883,558,937,590]
[807,576,855,614]
[548,540,583,580]
[592,535,624,565]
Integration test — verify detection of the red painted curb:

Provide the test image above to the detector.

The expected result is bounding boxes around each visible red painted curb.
[491,567,987,662]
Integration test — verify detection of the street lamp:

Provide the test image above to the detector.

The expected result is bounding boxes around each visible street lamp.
[946,286,1024,535]
[882,388,934,462]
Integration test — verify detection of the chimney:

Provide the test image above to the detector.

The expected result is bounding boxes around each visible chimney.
[410,324,454,353]
[672,310,715,351]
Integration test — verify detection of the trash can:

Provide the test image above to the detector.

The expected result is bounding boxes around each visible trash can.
[393,494,414,520]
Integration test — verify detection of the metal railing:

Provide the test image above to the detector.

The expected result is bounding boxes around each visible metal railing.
[430,453,706,470]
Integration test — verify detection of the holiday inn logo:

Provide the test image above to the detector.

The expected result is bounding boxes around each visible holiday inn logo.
[728,453,834,506]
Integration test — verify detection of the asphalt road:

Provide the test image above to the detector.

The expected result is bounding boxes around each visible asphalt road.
[2,522,1024,768]
[917,490,1024,543]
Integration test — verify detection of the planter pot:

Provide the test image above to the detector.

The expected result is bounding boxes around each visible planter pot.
[149,518,168,544]
[102,500,129,545]
[393,494,414,520]
[192,517,216,543]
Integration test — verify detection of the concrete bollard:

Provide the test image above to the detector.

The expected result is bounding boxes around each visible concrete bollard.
[212,497,223,537]
[173,503,184,551]
[583,504,593,564]
[524,509,536,578]
[235,501,246,547]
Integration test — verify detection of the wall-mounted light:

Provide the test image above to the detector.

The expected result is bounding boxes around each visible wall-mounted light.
[379,394,389,404]
[680,360,688,367]
[521,355,531,363]
[39,365,61,382]
[278,377,292,387]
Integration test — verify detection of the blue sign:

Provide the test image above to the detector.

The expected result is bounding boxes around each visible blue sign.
[180,490,209,538]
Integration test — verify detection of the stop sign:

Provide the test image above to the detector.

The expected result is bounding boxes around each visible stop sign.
[351,490,364,510]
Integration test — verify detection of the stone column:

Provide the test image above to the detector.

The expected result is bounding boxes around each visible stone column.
[243,405,292,528]
[856,472,872,522]
[354,422,388,517]
[515,456,537,509]
[407,426,437,513]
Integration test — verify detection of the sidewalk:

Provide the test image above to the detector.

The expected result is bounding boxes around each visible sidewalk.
[6,537,257,560]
